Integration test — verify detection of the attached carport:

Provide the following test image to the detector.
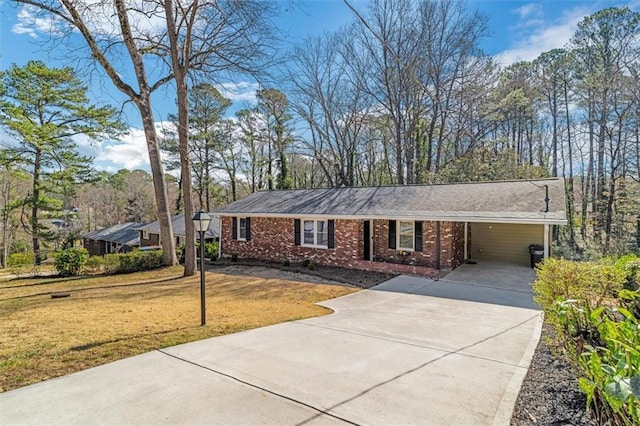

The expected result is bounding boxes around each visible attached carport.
[467,222,552,267]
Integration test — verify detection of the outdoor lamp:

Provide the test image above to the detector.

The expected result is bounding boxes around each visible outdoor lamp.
[192,211,212,325]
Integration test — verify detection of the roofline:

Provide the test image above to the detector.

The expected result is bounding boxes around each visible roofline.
[246,177,565,193]
[214,212,567,225]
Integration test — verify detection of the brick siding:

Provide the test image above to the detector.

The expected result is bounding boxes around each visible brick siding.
[222,216,467,277]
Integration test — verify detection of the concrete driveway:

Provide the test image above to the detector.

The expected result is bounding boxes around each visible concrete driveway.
[1,265,541,425]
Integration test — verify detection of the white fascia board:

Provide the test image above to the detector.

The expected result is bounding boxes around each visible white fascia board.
[217,212,568,226]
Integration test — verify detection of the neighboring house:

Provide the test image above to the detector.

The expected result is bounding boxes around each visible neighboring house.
[137,213,220,249]
[83,222,143,256]
[216,178,567,277]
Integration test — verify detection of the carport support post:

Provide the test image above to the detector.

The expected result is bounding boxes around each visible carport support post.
[464,222,468,260]
[543,224,550,259]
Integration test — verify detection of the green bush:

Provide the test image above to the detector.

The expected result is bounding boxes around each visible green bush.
[54,248,89,276]
[533,258,626,312]
[103,250,164,275]
[205,242,219,261]
[7,252,35,277]
[613,255,640,291]
[84,256,104,273]
[534,257,640,425]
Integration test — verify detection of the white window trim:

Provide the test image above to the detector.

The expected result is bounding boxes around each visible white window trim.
[397,220,415,252]
[301,219,328,249]
[237,217,247,241]
[142,230,149,239]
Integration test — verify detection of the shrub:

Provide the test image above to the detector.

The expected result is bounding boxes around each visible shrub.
[231,253,238,262]
[533,258,626,312]
[533,257,640,425]
[282,259,290,267]
[84,256,104,273]
[7,252,35,277]
[301,259,310,268]
[54,248,89,277]
[103,250,164,275]
[205,242,219,261]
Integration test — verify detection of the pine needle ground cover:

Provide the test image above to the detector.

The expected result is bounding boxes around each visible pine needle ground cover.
[0,266,356,392]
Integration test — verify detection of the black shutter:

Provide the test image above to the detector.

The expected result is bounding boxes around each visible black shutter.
[232,217,237,240]
[245,217,251,241]
[388,220,396,249]
[294,219,301,245]
[327,220,335,249]
[414,221,423,252]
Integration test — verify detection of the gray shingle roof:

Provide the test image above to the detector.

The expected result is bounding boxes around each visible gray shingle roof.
[136,213,220,239]
[83,222,143,246]
[216,178,567,224]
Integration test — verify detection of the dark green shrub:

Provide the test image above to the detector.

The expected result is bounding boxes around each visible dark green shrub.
[54,248,89,276]
[231,253,238,262]
[307,262,314,270]
[301,259,310,268]
[102,250,163,275]
[205,242,219,261]
[282,259,290,267]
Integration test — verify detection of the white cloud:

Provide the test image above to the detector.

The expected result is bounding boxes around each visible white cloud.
[515,3,543,20]
[96,128,150,169]
[95,121,176,170]
[12,5,65,38]
[217,82,260,103]
[497,5,592,66]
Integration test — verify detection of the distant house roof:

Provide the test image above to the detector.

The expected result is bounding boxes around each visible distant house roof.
[216,178,567,225]
[83,222,143,246]
[136,213,220,239]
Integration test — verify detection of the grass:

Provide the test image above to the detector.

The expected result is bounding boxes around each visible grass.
[0,266,357,392]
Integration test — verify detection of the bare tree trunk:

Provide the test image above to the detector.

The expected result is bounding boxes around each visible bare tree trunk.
[31,150,41,264]
[164,0,196,276]
[138,98,177,266]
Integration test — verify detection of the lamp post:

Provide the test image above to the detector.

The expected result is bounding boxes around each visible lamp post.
[192,211,212,326]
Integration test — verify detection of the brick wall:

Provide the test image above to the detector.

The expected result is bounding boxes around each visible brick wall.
[222,216,361,267]
[222,216,467,276]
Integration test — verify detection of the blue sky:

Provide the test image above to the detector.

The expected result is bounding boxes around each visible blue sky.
[1,0,638,171]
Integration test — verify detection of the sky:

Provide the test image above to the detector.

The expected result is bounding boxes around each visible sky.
[1,0,639,172]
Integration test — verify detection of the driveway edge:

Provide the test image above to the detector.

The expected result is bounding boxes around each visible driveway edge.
[491,312,543,426]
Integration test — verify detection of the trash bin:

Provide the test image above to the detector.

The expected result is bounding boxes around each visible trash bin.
[528,244,544,268]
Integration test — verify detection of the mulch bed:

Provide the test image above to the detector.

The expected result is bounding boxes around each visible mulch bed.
[210,259,594,425]
[207,258,396,288]
[511,324,595,425]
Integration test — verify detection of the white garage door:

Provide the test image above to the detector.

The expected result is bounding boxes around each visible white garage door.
[469,223,544,266]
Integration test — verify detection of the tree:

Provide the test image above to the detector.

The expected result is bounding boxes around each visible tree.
[0,150,30,268]
[571,7,640,251]
[0,61,122,263]
[256,88,294,189]
[12,0,179,267]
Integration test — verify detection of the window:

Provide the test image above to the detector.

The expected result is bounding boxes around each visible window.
[302,219,328,248]
[238,217,247,240]
[142,230,149,240]
[398,220,414,251]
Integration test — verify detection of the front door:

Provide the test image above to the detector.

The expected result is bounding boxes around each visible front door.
[363,220,371,260]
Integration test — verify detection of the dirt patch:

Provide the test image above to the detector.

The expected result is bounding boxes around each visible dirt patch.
[511,324,595,425]
[208,258,396,288]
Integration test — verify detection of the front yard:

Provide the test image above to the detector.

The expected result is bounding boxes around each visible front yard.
[0,266,357,392]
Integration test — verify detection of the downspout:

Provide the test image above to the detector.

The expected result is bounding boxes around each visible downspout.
[217,215,223,260]
[463,222,468,261]
[435,222,441,270]
[543,224,550,259]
